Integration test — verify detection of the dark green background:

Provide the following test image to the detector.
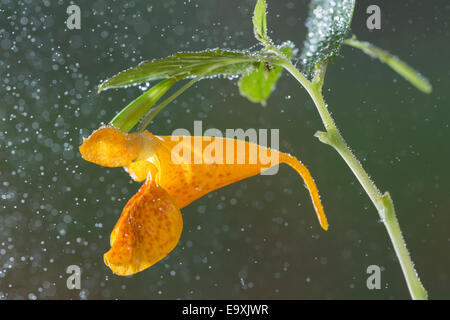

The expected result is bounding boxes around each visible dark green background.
[0,0,448,299]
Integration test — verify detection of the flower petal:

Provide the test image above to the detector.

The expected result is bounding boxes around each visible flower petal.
[152,136,276,208]
[79,126,141,167]
[104,178,183,276]
[126,160,158,182]
[147,135,328,230]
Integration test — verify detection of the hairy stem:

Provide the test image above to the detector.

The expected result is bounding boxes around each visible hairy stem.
[281,58,427,300]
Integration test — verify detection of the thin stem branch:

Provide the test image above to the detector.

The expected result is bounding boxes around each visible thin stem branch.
[280,58,427,300]
[137,75,202,132]
[137,60,251,132]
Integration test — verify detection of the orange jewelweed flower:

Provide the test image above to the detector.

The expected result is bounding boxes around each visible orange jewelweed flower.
[79,126,328,276]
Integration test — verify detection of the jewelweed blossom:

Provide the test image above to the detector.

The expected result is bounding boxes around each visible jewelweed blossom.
[79,126,328,276]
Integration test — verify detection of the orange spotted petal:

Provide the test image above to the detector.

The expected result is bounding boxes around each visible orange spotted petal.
[145,134,328,230]
[104,178,183,276]
[79,126,142,167]
[126,160,159,182]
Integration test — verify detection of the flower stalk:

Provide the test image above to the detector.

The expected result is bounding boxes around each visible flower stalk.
[279,57,428,300]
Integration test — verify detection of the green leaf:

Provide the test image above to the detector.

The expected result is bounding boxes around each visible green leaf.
[301,0,356,73]
[344,38,432,93]
[253,0,268,42]
[110,79,175,133]
[238,63,280,106]
[239,43,294,105]
[98,49,259,92]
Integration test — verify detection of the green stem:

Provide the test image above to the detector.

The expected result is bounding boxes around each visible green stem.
[281,58,427,300]
[136,75,202,132]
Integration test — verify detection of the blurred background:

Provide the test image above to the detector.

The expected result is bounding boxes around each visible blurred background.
[0,0,448,299]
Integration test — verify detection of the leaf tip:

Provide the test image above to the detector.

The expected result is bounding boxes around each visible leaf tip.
[97,81,108,93]
[420,80,433,94]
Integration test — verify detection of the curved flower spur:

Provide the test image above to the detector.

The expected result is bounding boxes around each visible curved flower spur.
[79,126,328,276]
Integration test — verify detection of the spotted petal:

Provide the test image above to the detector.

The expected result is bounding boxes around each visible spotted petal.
[104,179,183,276]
